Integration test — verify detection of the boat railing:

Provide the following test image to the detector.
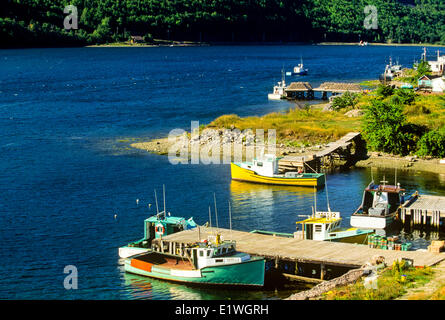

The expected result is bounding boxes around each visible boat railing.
[249,230,294,238]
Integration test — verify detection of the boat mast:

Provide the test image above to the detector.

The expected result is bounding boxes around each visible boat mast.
[208,206,212,228]
[213,193,219,229]
[325,175,331,212]
[163,184,166,215]
[313,185,317,216]
[394,168,397,187]
[228,200,233,241]
[154,189,159,215]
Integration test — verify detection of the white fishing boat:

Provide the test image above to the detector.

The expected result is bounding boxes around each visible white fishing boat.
[350,178,405,229]
[268,70,286,100]
[292,57,308,76]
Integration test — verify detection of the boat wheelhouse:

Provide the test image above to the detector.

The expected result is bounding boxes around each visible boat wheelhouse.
[119,213,197,258]
[295,210,373,243]
[124,234,265,287]
[231,154,325,187]
[350,180,405,229]
[268,71,287,100]
[292,58,308,76]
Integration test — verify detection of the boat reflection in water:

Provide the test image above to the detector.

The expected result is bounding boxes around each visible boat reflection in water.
[229,180,316,233]
[122,272,203,300]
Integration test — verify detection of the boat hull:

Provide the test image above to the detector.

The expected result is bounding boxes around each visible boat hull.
[231,163,325,187]
[350,214,395,229]
[327,228,373,244]
[268,93,282,100]
[119,246,150,259]
[124,255,265,287]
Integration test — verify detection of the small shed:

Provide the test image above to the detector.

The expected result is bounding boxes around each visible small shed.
[130,35,144,44]
[418,75,433,90]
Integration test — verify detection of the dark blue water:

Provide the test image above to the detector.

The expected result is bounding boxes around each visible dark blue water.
[1,45,444,300]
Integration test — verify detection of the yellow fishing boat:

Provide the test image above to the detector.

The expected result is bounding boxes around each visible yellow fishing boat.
[295,210,373,243]
[230,154,325,187]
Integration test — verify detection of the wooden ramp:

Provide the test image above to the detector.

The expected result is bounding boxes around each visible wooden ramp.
[315,132,361,158]
[159,227,445,268]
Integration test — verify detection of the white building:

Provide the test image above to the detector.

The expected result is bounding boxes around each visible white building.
[428,51,445,74]
[431,76,445,93]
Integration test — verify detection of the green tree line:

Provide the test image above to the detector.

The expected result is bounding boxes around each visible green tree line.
[1,0,444,47]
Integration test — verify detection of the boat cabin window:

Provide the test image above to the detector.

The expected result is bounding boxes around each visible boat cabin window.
[256,162,263,167]
[199,250,204,257]
[374,192,388,205]
[315,224,322,233]
[207,250,211,257]
[215,259,223,263]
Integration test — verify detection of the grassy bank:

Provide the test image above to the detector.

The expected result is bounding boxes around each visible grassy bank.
[320,260,445,300]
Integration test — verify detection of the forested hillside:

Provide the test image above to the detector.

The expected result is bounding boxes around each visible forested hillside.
[1,0,444,47]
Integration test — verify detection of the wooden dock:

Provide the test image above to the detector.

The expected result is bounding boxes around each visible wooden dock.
[278,132,366,172]
[400,194,445,228]
[315,132,361,158]
[284,81,363,100]
[154,227,445,280]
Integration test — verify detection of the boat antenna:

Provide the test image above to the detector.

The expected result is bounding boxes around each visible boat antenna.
[325,175,331,212]
[213,193,219,229]
[394,168,397,186]
[208,206,212,228]
[154,189,159,215]
[163,184,166,215]
[370,168,374,183]
[228,200,233,241]
[313,185,317,216]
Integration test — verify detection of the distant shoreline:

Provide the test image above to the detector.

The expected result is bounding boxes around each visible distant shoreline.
[3,40,445,49]
[87,41,445,48]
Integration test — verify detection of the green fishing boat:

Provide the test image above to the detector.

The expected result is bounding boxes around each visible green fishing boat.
[124,234,265,287]
[119,214,197,258]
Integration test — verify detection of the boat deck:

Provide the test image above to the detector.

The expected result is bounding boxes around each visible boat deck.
[159,227,445,268]
[133,252,194,270]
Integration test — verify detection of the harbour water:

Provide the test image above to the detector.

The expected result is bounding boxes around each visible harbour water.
[1,45,444,300]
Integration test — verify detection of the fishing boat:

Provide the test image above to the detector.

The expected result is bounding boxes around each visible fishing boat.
[231,154,325,187]
[119,214,197,258]
[268,70,286,100]
[295,210,373,243]
[292,58,308,76]
[124,234,265,287]
[295,180,373,243]
[119,186,197,258]
[350,179,405,229]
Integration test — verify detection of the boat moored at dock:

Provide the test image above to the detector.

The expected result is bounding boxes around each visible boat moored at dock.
[124,234,265,287]
[230,154,325,187]
[268,70,287,100]
[119,214,197,258]
[295,210,373,243]
[350,180,406,229]
[119,186,197,258]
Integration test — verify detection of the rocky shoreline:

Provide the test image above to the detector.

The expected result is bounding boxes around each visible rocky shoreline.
[129,134,445,174]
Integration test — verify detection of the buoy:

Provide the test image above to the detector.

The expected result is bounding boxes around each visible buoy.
[136,199,139,205]
[114,214,117,219]
[148,203,152,209]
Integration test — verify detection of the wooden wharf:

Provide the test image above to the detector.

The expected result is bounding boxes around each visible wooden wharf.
[284,82,363,100]
[400,194,445,228]
[278,132,365,172]
[153,227,445,281]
